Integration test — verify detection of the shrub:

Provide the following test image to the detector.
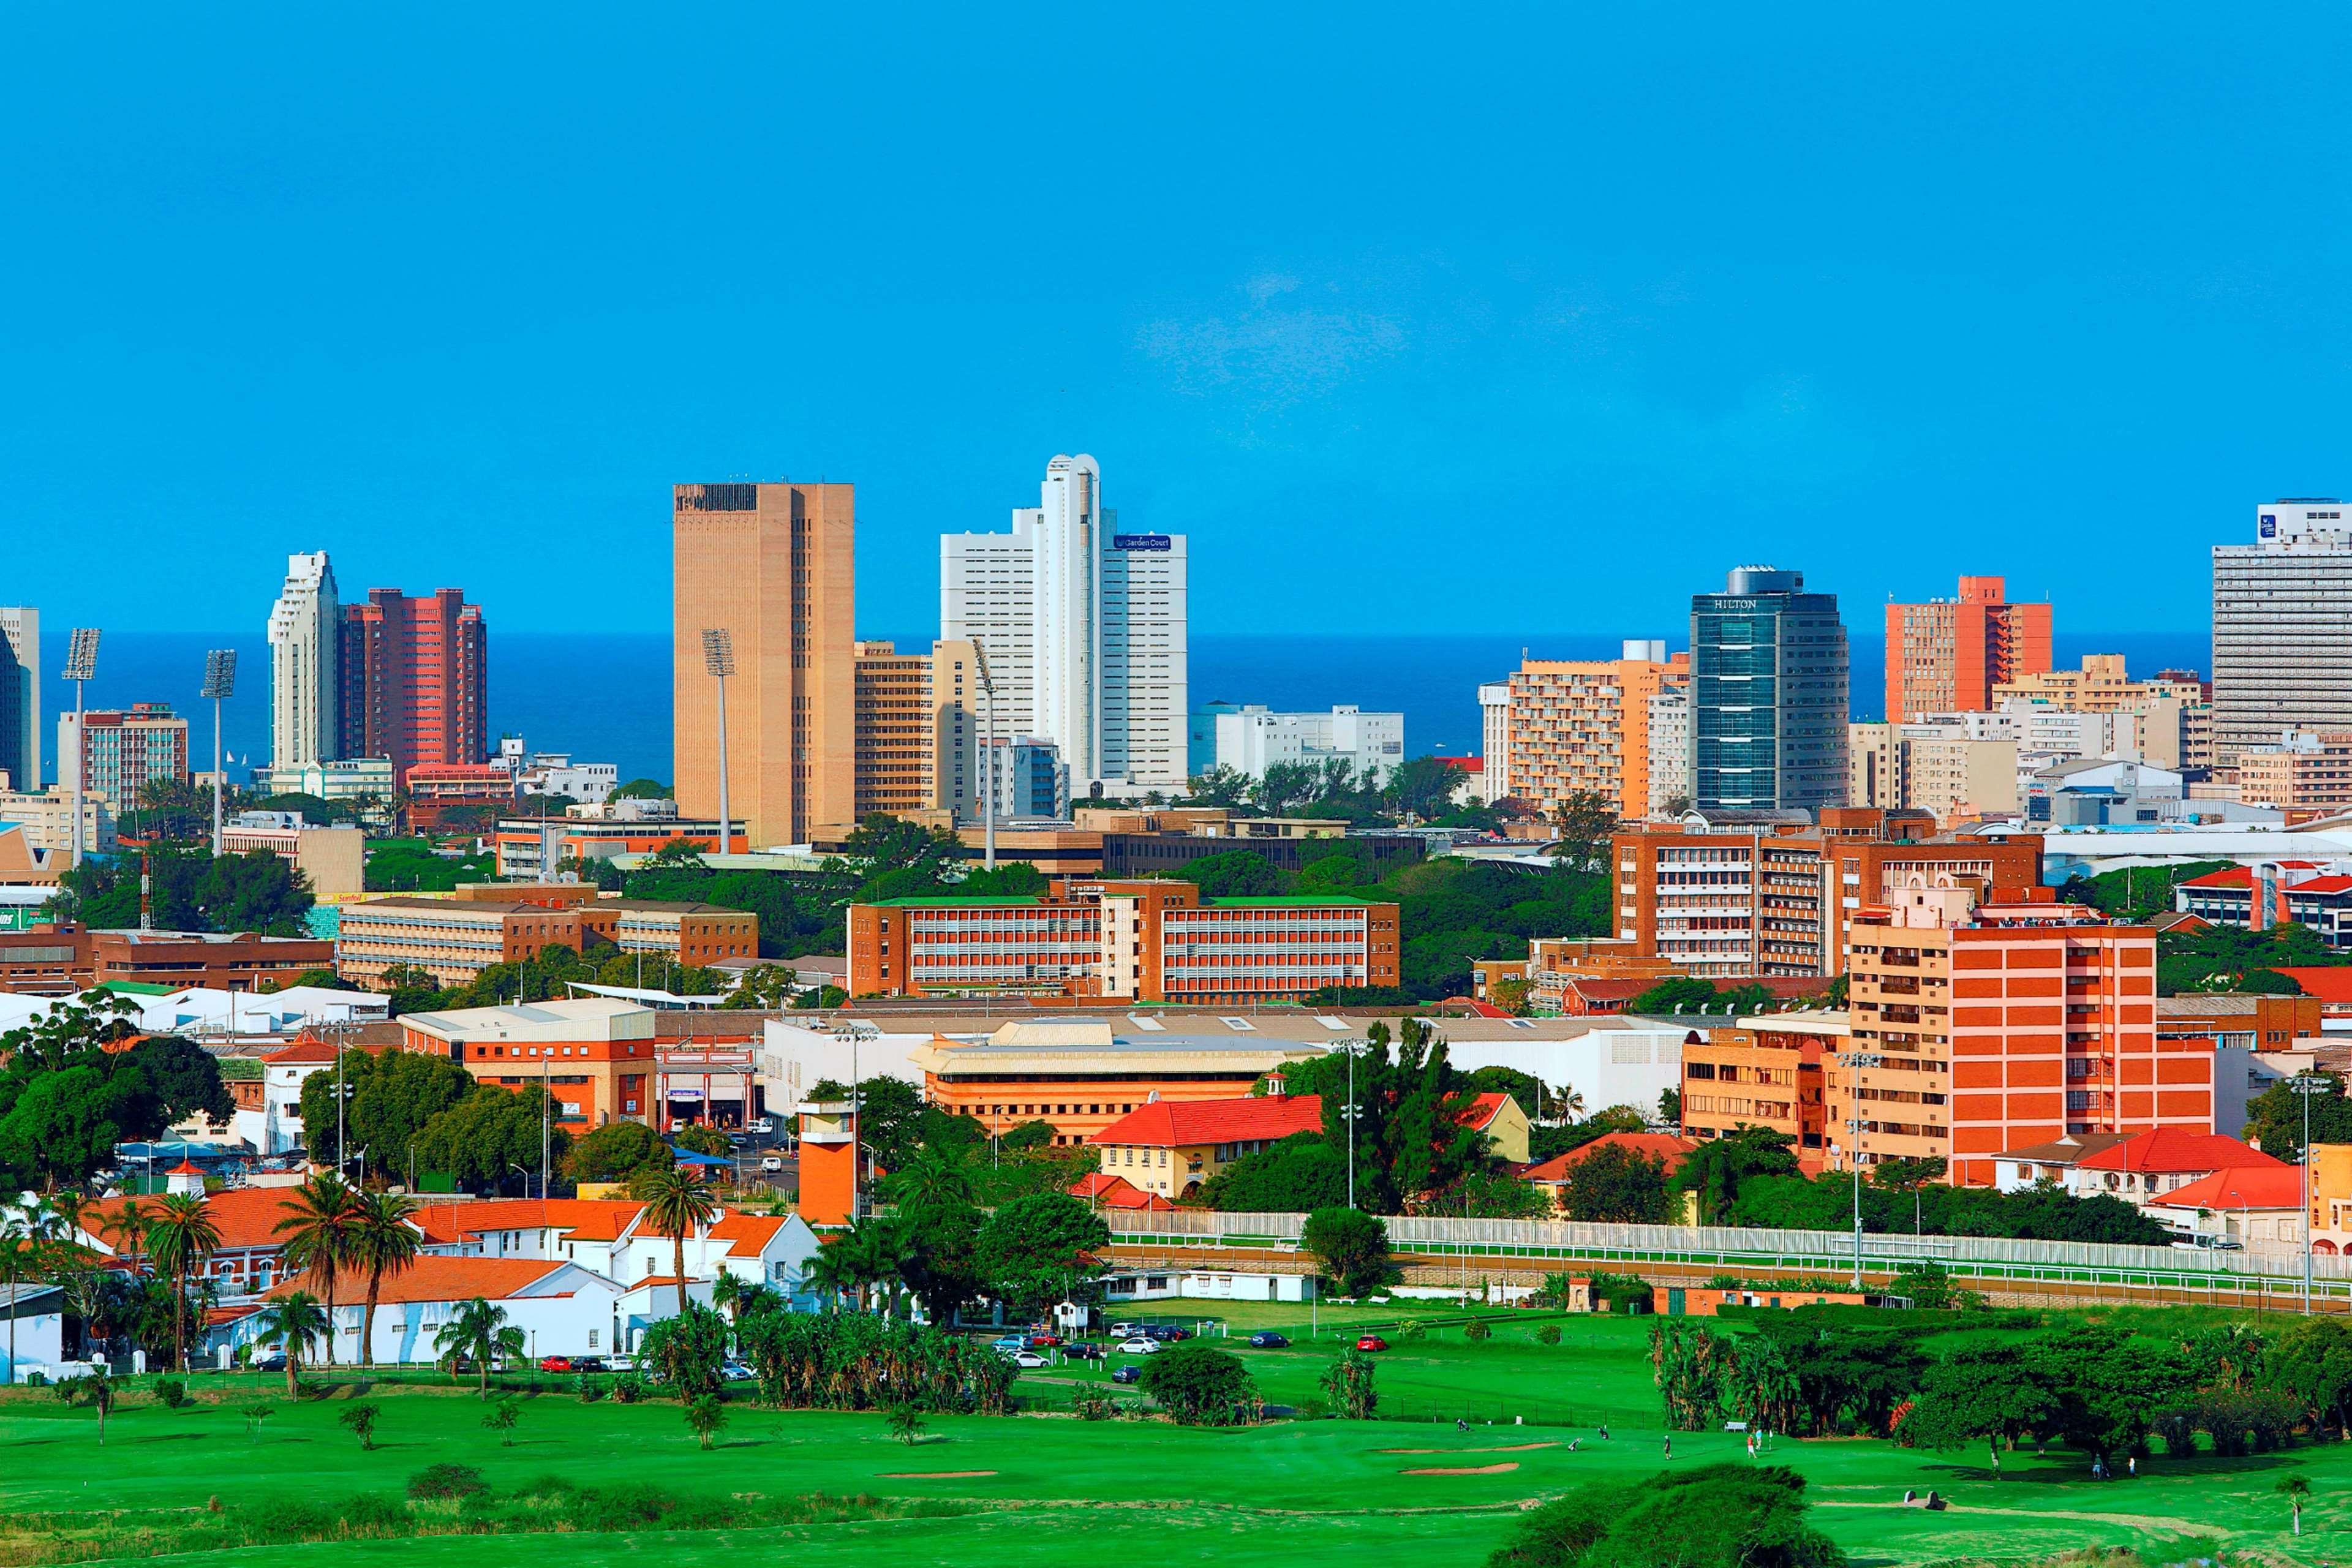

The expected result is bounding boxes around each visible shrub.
[1537,1324,1562,1346]
[1071,1385,1117,1421]
[1321,1348,1379,1420]
[482,1397,521,1444]
[578,1376,605,1404]
[1138,1343,1256,1426]
[153,1378,188,1409]
[685,1395,729,1450]
[407,1463,488,1502]
[2152,1407,2198,1459]
[1489,1464,1841,1568]
[1463,1319,1493,1343]
[338,1401,383,1450]
[1398,1319,1428,1342]
[612,1373,647,1404]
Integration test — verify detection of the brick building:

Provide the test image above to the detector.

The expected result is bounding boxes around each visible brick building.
[1884,575,2052,722]
[341,587,489,784]
[395,997,658,1130]
[336,894,756,987]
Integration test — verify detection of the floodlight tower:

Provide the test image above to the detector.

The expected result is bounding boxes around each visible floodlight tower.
[701,629,734,857]
[61,628,99,867]
[201,649,237,857]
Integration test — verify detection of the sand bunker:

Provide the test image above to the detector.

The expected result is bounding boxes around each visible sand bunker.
[1400,1463,1521,1476]
[879,1469,999,1479]
[1380,1443,1559,1454]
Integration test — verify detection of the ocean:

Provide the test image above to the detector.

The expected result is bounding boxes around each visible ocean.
[36,627,2214,788]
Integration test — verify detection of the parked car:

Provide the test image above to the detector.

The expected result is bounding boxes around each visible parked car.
[538,1355,577,1373]
[1143,1324,1190,1342]
[1063,1342,1107,1361]
[1007,1349,1050,1370]
[1111,1364,1143,1384]
[252,1349,287,1372]
[760,1154,785,1173]
[604,1354,636,1372]
[569,1356,609,1374]
[1023,1331,1063,1349]
[1355,1333,1390,1352]
[2172,1235,2245,1251]
[748,1117,775,1134]
[1115,1336,1162,1356]
[1247,1331,1289,1349]
[720,1360,755,1381]
[1108,1322,1141,1339]
[990,1333,1028,1354]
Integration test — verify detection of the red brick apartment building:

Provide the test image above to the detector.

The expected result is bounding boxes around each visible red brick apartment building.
[341,587,488,783]
[1884,575,2053,722]
[848,879,1400,1004]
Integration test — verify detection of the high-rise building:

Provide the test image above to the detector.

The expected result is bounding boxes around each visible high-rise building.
[851,639,980,826]
[2215,500,2352,764]
[1646,687,1692,816]
[1994,654,2213,773]
[940,455,1188,791]
[0,607,36,792]
[1476,682,1511,805]
[267,552,341,770]
[60,703,189,812]
[1845,720,2020,825]
[1691,567,1849,812]
[1883,575,2051,722]
[672,481,856,848]
[1213,706,1404,784]
[338,588,488,785]
[1494,641,1688,819]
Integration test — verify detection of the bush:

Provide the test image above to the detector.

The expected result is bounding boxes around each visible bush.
[1071,1385,1117,1421]
[407,1463,488,1502]
[2153,1407,2198,1458]
[1537,1324,1562,1346]
[1137,1343,1255,1427]
[1490,1464,1841,1568]
[578,1376,605,1404]
[612,1373,647,1404]
[1463,1319,1493,1343]
[1398,1319,1428,1342]
[153,1378,188,1409]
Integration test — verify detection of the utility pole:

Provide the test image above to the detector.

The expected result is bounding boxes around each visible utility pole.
[1834,1049,1883,1290]
[201,650,236,858]
[702,629,734,858]
[62,628,99,869]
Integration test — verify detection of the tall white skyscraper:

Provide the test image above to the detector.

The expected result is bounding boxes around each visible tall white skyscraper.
[267,551,342,769]
[2214,499,2352,764]
[0,607,37,792]
[941,455,1188,794]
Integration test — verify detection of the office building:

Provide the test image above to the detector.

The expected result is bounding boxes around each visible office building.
[673,481,856,848]
[0,787,112,859]
[1883,576,2051,722]
[1646,686,1693,816]
[340,587,488,783]
[394,997,658,1130]
[59,703,189,812]
[851,639,975,826]
[976,735,1070,820]
[1476,682,1511,804]
[217,814,366,899]
[1485,643,1689,819]
[2237,731,2352,815]
[1691,567,1849,812]
[267,552,341,770]
[1213,704,1404,785]
[1994,654,2212,772]
[2214,499,2352,764]
[0,606,36,791]
[89,928,337,992]
[1681,1011,1842,1158]
[1612,809,2041,979]
[848,880,1400,1003]
[940,454,1188,791]
[337,891,756,987]
[2173,861,2352,949]
[1837,876,2208,1186]
[1845,721,2019,824]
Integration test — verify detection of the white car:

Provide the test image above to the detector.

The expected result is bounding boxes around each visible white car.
[1115,1336,1161,1356]
[1006,1349,1050,1370]
[748,1117,775,1134]
[605,1355,636,1372]
[760,1155,785,1173]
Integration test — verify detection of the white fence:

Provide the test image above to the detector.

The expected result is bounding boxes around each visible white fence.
[1102,1208,2352,1292]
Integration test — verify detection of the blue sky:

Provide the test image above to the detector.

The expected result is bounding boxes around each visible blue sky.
[5,7,2348,641]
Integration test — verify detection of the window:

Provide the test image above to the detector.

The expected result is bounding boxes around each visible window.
[589,1330,600,1348]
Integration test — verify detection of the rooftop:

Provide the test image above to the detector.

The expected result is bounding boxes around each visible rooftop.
[2074,1127,2285,1175]
[2148,1166,2306,1213]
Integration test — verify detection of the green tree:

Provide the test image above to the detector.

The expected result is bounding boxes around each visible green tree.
[1139,1342,1254,1425]
[880,1151,987,1324]
[1301,1205,1389,1296]
[482,1396,521,1444]
[272,1175,359,1364]
[2267,1316,2352,1438]
[338,1401,382,1450]
[1183,766,1253,809]
[408,1086,570,1194]
[434,1297,526,1396]
[254,1291,329,1398]
[685,1393,729,1449]
[140,1193,221,1372]
[1899,1343,2056,1471]
[346,1191,421,1368]
[1385,756,1468,821]
[1249,761,1319,816]
[1559,1144,1674,1224]
[1547,791,1618,872]
[2026,1324,2195,1463]
[2279,1474,2313,1538]
[634,1164,720,1303]
[612,778,674,801]
[123,1036,234,1129]
[1487,1464,1842,1568]
[1202,1134,1349,1213]
[974,1193,1109,1317]
[886,1401,927,1444]
[672,1122,732,1159]
[640,1299,729,1400]
[565,1120,669,1185]
[0,1066,161,1191]
[1679,1127,1801,1226]
[1321,1347,1379,1419]
[64,1366,118,1444]
[1172,850,1284,897]
[2245,1071,2352,1161]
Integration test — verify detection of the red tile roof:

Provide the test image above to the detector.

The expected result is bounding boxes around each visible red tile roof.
[272,1255,573,1305]
[81,1186,303,1254]
[2275,968,2352,1005]
[2149,1166,2306,1212]
[1069,1173,1175,1211]
[1457,1092,1513,1131]
[412,1198,645,1246]
[706,1212,789,1257]
[1521,1131,1699,1183]
[2074,1127,2285,1175]
[1090,1094,1326,1148]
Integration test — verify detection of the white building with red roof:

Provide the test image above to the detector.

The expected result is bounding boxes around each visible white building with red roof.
[2174,862,2352,950]
[414,1196,821,1300]
[2146,1164,2305,1248]
[257,1255,630,1365]
[2054,1126,2287,1212]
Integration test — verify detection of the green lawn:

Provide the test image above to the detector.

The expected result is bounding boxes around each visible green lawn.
[2,1308,2345,1566]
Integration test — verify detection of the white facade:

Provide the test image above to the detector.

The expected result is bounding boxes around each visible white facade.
[756,1017,934,1115]
[941,456,1188,790]
[0,606,37,793]
[263,756,394,802]
[1441,1026,1689,1123]
[268,551,341,770]
[2215,500,2352,764]
[1477,681,1511,803]
[1646,687,1692,816]
[0,786,112,858]
[1213,705,1404,784]
[0,1284,65,1383]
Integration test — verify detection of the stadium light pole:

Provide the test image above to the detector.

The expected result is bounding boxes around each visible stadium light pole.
[61,628,99,867]
[1834,1049,1883,1291]
[973,642,999,870]
[2294,1072,2329,1313]
[201,649,236,857]
[702,629,734,858]
[1335,1037,1369,1210]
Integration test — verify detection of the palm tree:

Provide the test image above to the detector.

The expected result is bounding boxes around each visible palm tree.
[633,1166,718,1311]
[435,1297,526,1398]
[141,1194,222,1373]
[837,1216,911,1317]
[712,1271,745,1324]
[804,1236,858,1316]
[274,1175,359,1364]
[2279,1474,2313,1537]
[255,1291,328,1397]
[344,1192,421,1368]
[885,1147,975,1213]
[100,1196,152,1275]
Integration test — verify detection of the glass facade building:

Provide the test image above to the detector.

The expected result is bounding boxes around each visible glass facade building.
[1691,566,1850,812]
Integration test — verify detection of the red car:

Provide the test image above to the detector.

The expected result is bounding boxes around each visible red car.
[538,1355,576,1373]
[1355,1334,1389,1353]
[1024,1332,1063,1349]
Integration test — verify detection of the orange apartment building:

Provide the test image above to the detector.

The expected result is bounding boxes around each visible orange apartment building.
[1497,643,1690,818]
[1884,575,2053,723]
[851,638,973,827]
[1680,1012,1839,1161]
[396,996,657,1130]
[340,587,488,784]
[1612,809,2042,980]
[489,816,745,879]
[672,481,856,850]
[848,880,1400,1004]
[337,892,756,987]
[1834,876,2209,1186]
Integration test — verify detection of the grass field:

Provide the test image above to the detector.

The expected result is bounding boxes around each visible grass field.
[1,1308,2343,1566]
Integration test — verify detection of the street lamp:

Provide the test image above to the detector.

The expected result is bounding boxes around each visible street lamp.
[200,650,236,857]
[1333,1038,1370,1210]
[2293,1072,2330,1314]
[61,628,99,867]
[701,629,734,857]
[1834,1050,1883,1291]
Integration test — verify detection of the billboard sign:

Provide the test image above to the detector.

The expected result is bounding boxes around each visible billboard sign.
[1113,533,1171,552]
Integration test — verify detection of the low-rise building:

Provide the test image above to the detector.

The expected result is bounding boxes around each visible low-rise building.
[264,1256,628,1363]
[2174,863,2352,951]
[1521,1131,1698,1214]
[1680,1012,1839,1159]
[0,786,114,857]
[2026,758,2184,826]
[2147,1165,2304,1248]
[396,997,660,1130]
[1213,705,1406,786]
[2235,730,2352,815]
[219,815,366,899]
[491,816,742,879]
[89,928,335,991]
[336,894,756,987]
[259,758,396,812]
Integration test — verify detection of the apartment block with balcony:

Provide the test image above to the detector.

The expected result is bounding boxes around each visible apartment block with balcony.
[1496,641,1689,818]
[1681,1012,1839,1157]
[2236,730,2352,814]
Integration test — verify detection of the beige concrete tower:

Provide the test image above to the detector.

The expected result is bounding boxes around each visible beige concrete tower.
[673,481,856,847]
